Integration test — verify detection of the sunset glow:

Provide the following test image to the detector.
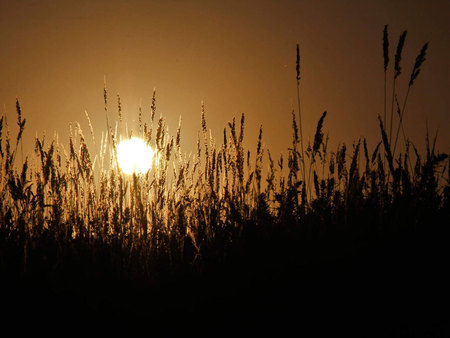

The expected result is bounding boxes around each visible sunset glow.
[1,1,448,335]
[116,137,154,174]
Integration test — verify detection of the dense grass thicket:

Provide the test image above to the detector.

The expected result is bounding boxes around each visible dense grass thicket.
[1,27,449,336]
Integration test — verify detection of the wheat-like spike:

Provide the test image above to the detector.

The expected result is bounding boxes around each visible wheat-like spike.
[348,139,360,187]
[371,141,382,164]
[239,113,245,145]
[151,88,156,123]
[117,93,123,123]
[176,116,181,153]
[16,98,22,127]
[103,76,108,112]
[201,103,209,169]
[229,117,237,147]
[313,111,327,155]
[409,42,429,87]
[292,110,299,146]
[394,30,407,79]
[363,138,370,174]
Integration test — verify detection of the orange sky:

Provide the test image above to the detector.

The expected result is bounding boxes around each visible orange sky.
[1,0,449,162]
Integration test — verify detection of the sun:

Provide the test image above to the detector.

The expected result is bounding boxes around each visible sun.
[116,137,154,174]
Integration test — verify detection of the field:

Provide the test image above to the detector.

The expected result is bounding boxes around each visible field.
[1,29,449,337]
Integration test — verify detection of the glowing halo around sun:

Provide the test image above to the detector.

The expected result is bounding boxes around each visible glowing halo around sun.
[116,137,155,175]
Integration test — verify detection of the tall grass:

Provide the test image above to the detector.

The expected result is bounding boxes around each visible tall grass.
[0,29,448,287]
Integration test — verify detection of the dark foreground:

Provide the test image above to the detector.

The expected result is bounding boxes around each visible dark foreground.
[1,217,449,338]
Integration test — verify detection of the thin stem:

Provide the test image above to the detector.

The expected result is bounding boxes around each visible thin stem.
[393,86,411,157]
[389,77,397,145]
[296,79,307,203]
[384,71,387,127]
[382,70,387,169]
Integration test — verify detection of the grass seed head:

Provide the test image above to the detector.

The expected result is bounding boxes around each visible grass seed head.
[409,42,429,87]
[394,30,408,79]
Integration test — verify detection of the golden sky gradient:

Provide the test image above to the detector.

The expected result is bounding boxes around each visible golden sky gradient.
[1,0,449,161]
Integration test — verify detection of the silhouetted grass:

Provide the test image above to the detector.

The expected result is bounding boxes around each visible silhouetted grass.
[0,28,449,337]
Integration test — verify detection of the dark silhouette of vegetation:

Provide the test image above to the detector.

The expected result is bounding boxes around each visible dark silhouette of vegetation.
[0,27,448,337]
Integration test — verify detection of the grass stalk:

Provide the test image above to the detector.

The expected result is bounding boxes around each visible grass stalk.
[296,43,307,204]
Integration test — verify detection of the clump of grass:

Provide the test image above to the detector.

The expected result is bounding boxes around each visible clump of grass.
[0,28,448,298]
[393,42,429,157]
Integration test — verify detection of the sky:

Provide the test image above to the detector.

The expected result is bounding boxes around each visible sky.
[0,0,449,164]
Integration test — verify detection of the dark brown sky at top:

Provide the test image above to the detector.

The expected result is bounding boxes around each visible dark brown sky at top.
[0,0,449,162]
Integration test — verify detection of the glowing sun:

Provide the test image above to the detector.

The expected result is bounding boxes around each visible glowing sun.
[116,137,154,174]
